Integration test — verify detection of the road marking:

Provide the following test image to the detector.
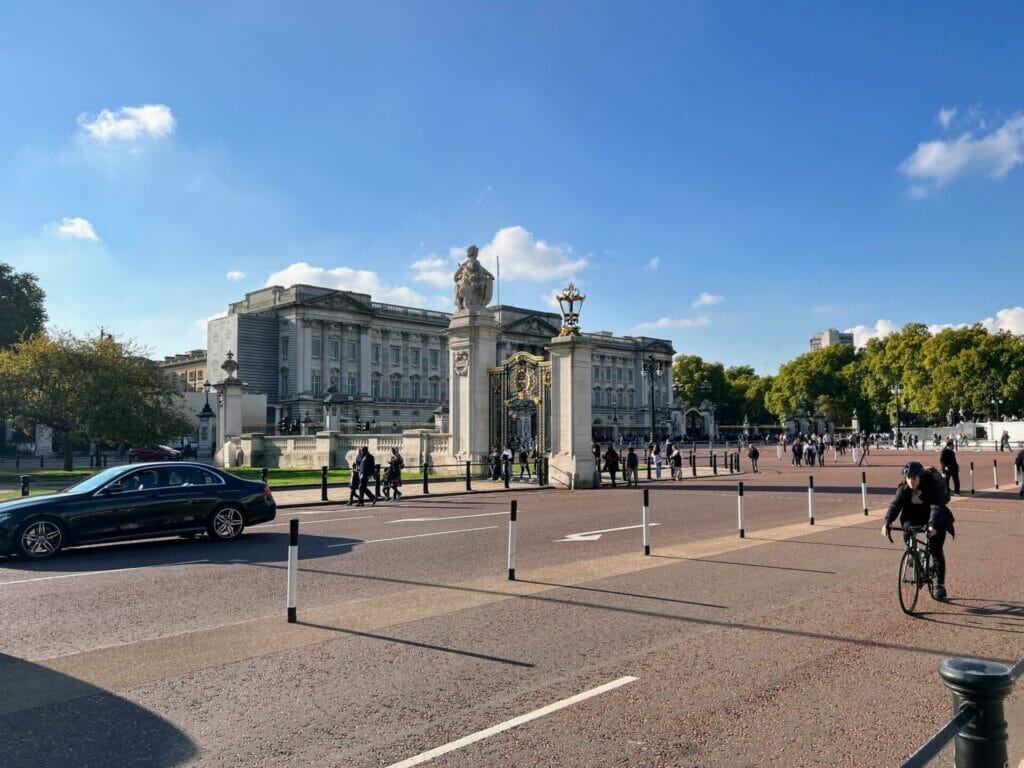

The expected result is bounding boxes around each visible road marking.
[388,511,508,523]
[0,559,209,586]
[556,523,661,542]
[262,516,372,529]
[385,676,639,767]
[327,526,498,547]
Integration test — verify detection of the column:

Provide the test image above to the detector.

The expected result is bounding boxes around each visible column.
[546,334,598,488]
[445,308,499,463]
[359,325,372,397]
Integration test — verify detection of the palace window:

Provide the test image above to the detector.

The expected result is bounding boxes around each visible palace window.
[429,381,439,401]
[411,380,421,401]
[347,374,357,396]
[329,338,340,359]
[311,372,322,397]
[371,377,381,399]
[410,349,421,367]
[391,378,401,400]
[311,337,321,359]
[390,345,401,366]
[346,342,357,361]
[429,349,439,368]
[372,344,381,364]
[281,338,289,359]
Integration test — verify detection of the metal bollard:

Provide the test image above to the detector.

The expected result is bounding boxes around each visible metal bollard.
[321,466,329,502]
[861,471,868,515]
[286,518,299,623]
[735,452,741,472]
[939,657,1015,768]
[992,459,999,490]
[261,467,269,484]
[646,450,652,480]
[422,462,430,494]
[691,452,697,477]
[642,488,651,556]
[507,500,517,580]
[712,453,718,475]
[504,459,510,489]
[466,460,472,492]
[808,475,815,525]
[21,475,30,497]
[737,481,745,538]
[375,466,381,498]
[970,461,975,494]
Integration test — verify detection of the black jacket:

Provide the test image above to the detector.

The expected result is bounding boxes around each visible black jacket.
[939,447,958,470]
[884,472,955,536]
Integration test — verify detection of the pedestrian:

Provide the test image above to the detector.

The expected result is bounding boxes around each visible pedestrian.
[603,444,620,487]
[652,443,663,479]
[625,447,639,486]
[347,448,363,505]
[1015,448,1024,498]
[939,439,960,496]
[501,444,514,481]
[748,444,759,473]
[357,446,377,505]
[518,447,531,480]
[385,446,404,500]
[791,438,802,467]
[670,444,683,480]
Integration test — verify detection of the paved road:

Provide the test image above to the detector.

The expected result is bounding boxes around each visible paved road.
[1,449,1021,767]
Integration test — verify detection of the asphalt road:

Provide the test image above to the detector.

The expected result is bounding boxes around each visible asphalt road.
[1,448,1022,767]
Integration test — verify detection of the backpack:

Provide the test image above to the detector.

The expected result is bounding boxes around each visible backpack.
[927,466,951,505]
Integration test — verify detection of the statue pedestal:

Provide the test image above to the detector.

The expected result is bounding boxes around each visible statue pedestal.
[445,308,499,464]
[546,335,597,488]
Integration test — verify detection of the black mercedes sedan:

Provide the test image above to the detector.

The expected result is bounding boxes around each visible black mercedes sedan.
[0,463,276,560]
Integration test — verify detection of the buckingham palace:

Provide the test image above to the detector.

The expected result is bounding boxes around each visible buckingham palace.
[205,283,675,440]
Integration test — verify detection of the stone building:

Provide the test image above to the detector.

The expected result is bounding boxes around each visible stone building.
[808,328,854,352]
[157,349,208,392]
[206,284,675,439]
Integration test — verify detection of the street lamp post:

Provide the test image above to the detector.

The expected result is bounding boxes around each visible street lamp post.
[890,381,902,450]
[197,380,215,458]
[991,396,1004,421]
[611,400,619,444]
[642,356,664,444]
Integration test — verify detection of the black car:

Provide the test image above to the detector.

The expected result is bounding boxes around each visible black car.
[0,462,276,560]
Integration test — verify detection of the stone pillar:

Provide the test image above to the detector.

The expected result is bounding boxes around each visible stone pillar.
[35,424,53,457]
[546,334,598,489]
[445,308,499,463]
[213,377,245,466]
[359,325,372,397]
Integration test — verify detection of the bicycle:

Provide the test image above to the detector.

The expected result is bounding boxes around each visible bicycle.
[889,524,938,614]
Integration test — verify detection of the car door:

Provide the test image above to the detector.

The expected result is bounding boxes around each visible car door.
[83,468,170,540]
[160,466,223,529]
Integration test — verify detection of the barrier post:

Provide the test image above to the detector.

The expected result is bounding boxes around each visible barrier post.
[735,452,741,472]
[993,459,999,490]
[375,466,382,498]
[939,658,1015,768]
[691,452,697,477]
[712,453,718,475]
[261,467,269,484]
[970,461,975,494]
[1015,461,1019,486]
[737,481,745,538]
[286,518,298,623]
[20,475,30,497]
[321,466,329,502]
[422,462,430,494]
[507,500,517,580]
[466,460,472,492]
[808,475,815,525]
[861,471,868,516]
[504,458,510,489]
[642,489,651,556]
[646,449,652,480]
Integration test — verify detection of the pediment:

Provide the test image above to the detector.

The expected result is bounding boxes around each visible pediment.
[305,292,371,313]
[503,314,561,337]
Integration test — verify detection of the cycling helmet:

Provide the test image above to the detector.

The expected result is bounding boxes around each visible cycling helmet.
[902,460,925,478]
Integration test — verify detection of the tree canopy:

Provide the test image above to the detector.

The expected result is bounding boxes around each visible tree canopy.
[0,262,47,348]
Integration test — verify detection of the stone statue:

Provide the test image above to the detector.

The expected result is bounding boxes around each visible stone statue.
[453,245,494,310]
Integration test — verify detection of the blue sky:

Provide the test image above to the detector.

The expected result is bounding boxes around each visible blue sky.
[2,1,1023,373]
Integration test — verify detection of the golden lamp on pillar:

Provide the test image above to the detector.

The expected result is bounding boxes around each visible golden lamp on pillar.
[556,282,586,336]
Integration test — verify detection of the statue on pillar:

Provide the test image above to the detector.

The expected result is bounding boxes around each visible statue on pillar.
[453,245,494,310]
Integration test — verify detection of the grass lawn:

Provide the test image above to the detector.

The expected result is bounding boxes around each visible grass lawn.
[0,489,58,502]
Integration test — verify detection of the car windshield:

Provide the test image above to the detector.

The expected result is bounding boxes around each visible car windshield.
[62,467,130,494]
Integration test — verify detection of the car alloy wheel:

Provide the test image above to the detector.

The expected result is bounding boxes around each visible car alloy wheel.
[18,520,64,559]
[209,506,245,541]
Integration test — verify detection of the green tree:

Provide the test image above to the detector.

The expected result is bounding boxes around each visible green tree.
[0,332,192,469]
[671,354,728,411]
[858,323,931,428]
[0,263,47,348]
[765,344,861,425]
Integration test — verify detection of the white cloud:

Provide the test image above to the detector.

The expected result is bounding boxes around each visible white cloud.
[265,262,439,308]
[982,306,1024,335]
[55,216,99,241]
[936,108,957,129]
[692,292,723,308]
[644,257,660,271]
[900,114,1024,191]
[226,270,247,282]
[77,104,176,144]
[812,305,833,314]
[632,316,711,332]
[472,225,587,282]
[845,319,896,348]
[411,256,452,289]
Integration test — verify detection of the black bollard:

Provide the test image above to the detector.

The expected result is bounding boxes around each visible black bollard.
[939,658,1015,768]
[375,466,382,498]
[712,453,718,475]
[646,449,651,481]
[504,458,510,489]
[321,466,329,502]
[287,518,299,623]
[466,460,472,492]
[422,462,430,494]
[970,461,975,494]
[21,475,30,497]
[261,466,269,484]
[691,452,697,477]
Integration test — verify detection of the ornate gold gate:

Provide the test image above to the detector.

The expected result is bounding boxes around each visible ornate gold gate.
[488,351,551,452]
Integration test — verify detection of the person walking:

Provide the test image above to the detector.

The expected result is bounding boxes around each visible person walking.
[670,444,683,480]
[385,446,404,500]
[625,447,639,486]
[347,448,363,505]
[518,447,532,480]
[603,444,620,487]
[1015,447,1024,497]
[356,446,377,505]
[652,443,663,479]
[748,444,759,473]
[939,439,961,496]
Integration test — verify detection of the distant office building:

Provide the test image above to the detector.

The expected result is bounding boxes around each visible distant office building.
[809,329,854,352]
[158,349,207,392]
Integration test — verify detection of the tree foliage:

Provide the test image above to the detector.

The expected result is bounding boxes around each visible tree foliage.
[0,262,47,348]
[0,332,193,469]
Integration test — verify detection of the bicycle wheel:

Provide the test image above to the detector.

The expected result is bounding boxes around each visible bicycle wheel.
[898,550,920,615]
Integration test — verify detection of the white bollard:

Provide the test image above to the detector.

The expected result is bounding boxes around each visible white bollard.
[861,471,868,516]
[508,500,517,580]
[642,489,651,556]
[808,475,815,525]
[993,459,999,490]
[737,481,745,538]
[776,444,782,460]
[852,446,859,465]
[287,518,298,623]
[970,462,975,495]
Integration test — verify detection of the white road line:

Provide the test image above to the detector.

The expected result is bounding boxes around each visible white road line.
[387,511,508,523]
[327,526,498,547]
[386,676,639,768]
[556,523,660,542]
[262,516,372,529]
[0,559,209,586]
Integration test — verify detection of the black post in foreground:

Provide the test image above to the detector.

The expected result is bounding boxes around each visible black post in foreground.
[938,658,1014,768]
[993,459,999,490]
[286,518,299,623]
[504,459,510,489]
[807,475,815,525]
[712,453,718,475]
[737,481,745,538]
[861,471,868,515]
[507,500,517,580]
[321,466,329,502]
[970,461,975,494]
[642,488,651,556]
[465,461,472,492]
[20,475,30,497]
[422,462,430,494]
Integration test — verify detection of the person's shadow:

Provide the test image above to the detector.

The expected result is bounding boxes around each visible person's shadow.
[0,653,196,767]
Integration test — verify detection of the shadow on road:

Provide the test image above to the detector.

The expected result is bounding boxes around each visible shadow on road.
[0,653,196,767]
[913,597,1024,634]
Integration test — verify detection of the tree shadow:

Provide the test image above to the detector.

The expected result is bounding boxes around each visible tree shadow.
[912,597,1024,634]
[0,653,196,767]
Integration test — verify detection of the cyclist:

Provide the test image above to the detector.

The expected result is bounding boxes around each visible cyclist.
[882,460,955,600]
